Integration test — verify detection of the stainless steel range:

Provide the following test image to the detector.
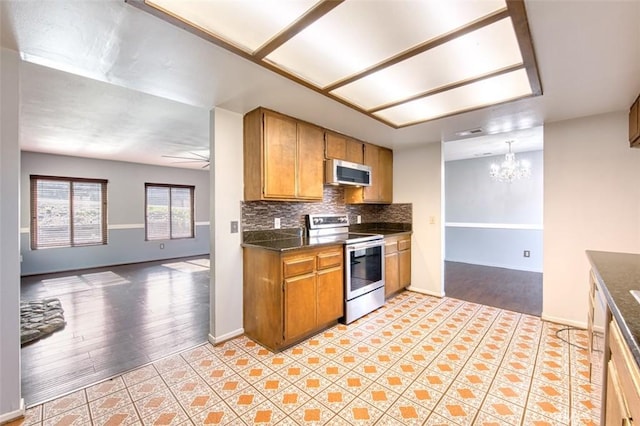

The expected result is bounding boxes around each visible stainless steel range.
[307,214,385,324]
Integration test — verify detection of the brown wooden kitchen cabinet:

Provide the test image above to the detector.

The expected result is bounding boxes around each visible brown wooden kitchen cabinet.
[630,94,639,147]
[345,143,393,204]
[244,108,324,201]
[243,244,344,351]
[325,131,364,163]
[384,234,411,298]
[605,319,640,426]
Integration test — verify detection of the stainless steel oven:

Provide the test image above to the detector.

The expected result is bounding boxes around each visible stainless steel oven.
[344,238,385,324]
[307,214,386,324]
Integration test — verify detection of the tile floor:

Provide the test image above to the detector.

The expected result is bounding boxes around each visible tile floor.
[11,292,601,425]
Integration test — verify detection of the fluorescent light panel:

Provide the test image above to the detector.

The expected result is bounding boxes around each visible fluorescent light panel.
[330,18,523,111]
[138,0,541,128]
[264,0,507,88]
[374,69,532,126]
[146,0,317,53]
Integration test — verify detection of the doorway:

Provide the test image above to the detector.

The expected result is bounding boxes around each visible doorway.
[442,127,544,315]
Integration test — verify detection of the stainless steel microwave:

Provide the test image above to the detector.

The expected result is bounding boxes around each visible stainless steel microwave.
[325,159,371,187]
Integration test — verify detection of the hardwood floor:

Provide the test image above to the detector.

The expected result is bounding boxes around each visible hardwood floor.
[20,256,210,406]
[444,261,542,316]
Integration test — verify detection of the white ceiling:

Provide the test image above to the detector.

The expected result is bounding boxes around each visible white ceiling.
[1,0,639,168]
[444,126,543,162]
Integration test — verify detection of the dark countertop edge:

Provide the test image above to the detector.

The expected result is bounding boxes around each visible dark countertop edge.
[242,240,344,252]
[586,250,640,367]
[379,230,412,237]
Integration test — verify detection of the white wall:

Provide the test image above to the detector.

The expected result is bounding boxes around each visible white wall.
[543,111,640,327]
[20,152,210,275]
[0,48,24,422]
[445,150,544,272]
[209,108,244,343]
[394,142,444,297]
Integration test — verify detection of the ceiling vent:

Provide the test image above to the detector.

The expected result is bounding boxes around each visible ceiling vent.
[455,128,484,137]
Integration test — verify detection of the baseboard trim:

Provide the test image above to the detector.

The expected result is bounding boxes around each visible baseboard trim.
[0,398,25,424]
[541,313,586,329]
[208,328,244,345]
[406,286,445,298]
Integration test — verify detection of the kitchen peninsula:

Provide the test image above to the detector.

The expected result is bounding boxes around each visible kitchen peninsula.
[243,222,411,351]
[586,251,640,425]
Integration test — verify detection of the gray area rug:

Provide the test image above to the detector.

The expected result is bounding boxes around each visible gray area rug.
[21,298,66,345]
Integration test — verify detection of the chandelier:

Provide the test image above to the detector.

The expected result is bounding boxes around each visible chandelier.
[489,141,531,182]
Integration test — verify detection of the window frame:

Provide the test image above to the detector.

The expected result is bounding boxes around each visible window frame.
[144,183,195,241]
[30,175,108,250]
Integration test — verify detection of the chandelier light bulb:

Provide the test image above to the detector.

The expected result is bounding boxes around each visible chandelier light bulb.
[489,141,531,182]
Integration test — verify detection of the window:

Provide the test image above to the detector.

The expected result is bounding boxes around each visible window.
[145,183,195,240]
[30,175,108,249]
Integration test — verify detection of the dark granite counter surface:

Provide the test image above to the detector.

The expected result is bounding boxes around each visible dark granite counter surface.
[242,223,412,251]
[350,222,412,237]
[242,228,342,252]
[586,250,640,367]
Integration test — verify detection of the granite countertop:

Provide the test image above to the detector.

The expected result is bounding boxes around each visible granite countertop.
[242,223,412,252]
[586,250,640,367]
[242,236,344,251]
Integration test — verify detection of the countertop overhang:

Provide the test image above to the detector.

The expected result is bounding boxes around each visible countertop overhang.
[586,250,640,367]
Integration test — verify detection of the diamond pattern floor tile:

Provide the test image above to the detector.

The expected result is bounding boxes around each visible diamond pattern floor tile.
[21,292,600,426]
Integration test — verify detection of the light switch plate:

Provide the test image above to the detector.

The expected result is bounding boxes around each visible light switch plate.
[230,221,238,233]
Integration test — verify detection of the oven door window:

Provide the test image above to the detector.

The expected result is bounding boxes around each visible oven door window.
[349,245,382,292]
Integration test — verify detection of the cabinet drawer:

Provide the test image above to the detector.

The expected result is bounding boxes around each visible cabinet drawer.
[398,238,411,251]
[317,251,342,270]
[385,240,398,254]
[609,320,640,422]
[283,256,315,278]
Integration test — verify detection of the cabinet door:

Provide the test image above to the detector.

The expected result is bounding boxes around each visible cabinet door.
[398,248,411,287]
[297,122,324,199]
[378,147,393,203]
[316,267,343,325]
[345,139,364,163]
[630,98,639,146]
[325,132,346,160]
[385,252,399,298]
[284,274,317,341]
[362,144,380,202]
[606,361,631,426]
[263,112,297,198]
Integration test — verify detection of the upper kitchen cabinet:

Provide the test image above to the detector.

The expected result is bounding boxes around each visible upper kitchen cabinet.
[244,108,324,201]
[630,94,639,147]
[325,131,364,164]
[345,143,393,204]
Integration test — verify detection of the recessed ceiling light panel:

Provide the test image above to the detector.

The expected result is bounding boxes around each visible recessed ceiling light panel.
[145,0,317,52]
[263,0,507,88]
[374,68,532,126]
[330,17,523,111]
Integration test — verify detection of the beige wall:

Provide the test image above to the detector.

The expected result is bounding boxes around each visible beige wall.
[209,108,244,343]
[543,111,640,326]
[394,142,444,297]
[0,48,24,421]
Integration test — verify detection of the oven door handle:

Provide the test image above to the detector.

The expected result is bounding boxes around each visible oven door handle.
[346,240,384,251]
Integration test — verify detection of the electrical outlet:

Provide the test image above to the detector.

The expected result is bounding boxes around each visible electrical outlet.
[357,215,362,224]
[230,221,238,233]
[274,218,281,229]
[429,216,436,225]
[160,243,165,249]
[524,250,530,257]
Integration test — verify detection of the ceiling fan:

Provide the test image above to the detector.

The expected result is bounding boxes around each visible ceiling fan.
[162,152,210,168]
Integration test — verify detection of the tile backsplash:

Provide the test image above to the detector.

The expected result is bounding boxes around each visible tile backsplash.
[241,186,412,231]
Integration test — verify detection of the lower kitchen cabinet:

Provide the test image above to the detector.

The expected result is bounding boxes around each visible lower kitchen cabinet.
[606,319,640,426]
[244,244,344,351]
[384,234,411,298]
